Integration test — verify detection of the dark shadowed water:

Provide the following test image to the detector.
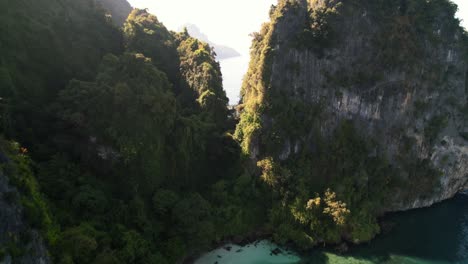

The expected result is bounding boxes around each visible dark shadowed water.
[195,194,468,264]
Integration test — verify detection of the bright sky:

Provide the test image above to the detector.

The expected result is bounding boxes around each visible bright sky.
[456,0,468,28]
[127,0,468,56]
[127,0,276,55]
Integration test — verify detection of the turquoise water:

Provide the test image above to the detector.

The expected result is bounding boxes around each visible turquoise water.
[195,194,468,264]
[194,240,300,264]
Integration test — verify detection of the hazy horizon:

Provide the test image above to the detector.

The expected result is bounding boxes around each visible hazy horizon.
[127,0,276,56]
[127,0,468,57]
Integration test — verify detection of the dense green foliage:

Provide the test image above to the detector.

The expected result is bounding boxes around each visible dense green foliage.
[258,121,395,247]
[176,30,229,127]
[0,139,58,260]
[0,2,259,263]
[123,9,180,86]
[0,0,123,152]
[235,0,462,252]
[0,0,464,262]
[96,0,132,25]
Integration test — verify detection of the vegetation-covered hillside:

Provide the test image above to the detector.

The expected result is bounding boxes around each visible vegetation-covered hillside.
[0,0,466,263]
[236,0,468,249]
[0,1,263,263]
[96,0,132,25]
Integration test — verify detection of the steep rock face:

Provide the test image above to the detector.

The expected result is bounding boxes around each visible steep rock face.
[0,172,50,264]
[237,0,468,211]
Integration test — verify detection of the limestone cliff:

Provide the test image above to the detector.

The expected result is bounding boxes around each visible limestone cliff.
[0,171,50,264]
[237,0,468,211]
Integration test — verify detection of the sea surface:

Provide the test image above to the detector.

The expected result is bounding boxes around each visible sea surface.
[195,193,468,264]
[219,55,250,105]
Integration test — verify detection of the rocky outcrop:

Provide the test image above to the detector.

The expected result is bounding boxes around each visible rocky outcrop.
[0,172,50,264]
[183,24,241,60]
[238,0,468,211]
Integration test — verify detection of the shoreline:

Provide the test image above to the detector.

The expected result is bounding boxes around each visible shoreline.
[181,216,395,264]
[183,193,468,263]
[181,229,272,264]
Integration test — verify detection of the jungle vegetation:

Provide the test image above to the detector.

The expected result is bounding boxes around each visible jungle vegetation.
[0,0,465,263]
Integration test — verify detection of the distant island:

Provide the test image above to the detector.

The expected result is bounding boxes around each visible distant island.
[182,23,241,60]
[2,1,467,264]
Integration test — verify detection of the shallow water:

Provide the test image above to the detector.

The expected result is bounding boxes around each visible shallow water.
[194,240,300,264]
[195,194,468,264]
